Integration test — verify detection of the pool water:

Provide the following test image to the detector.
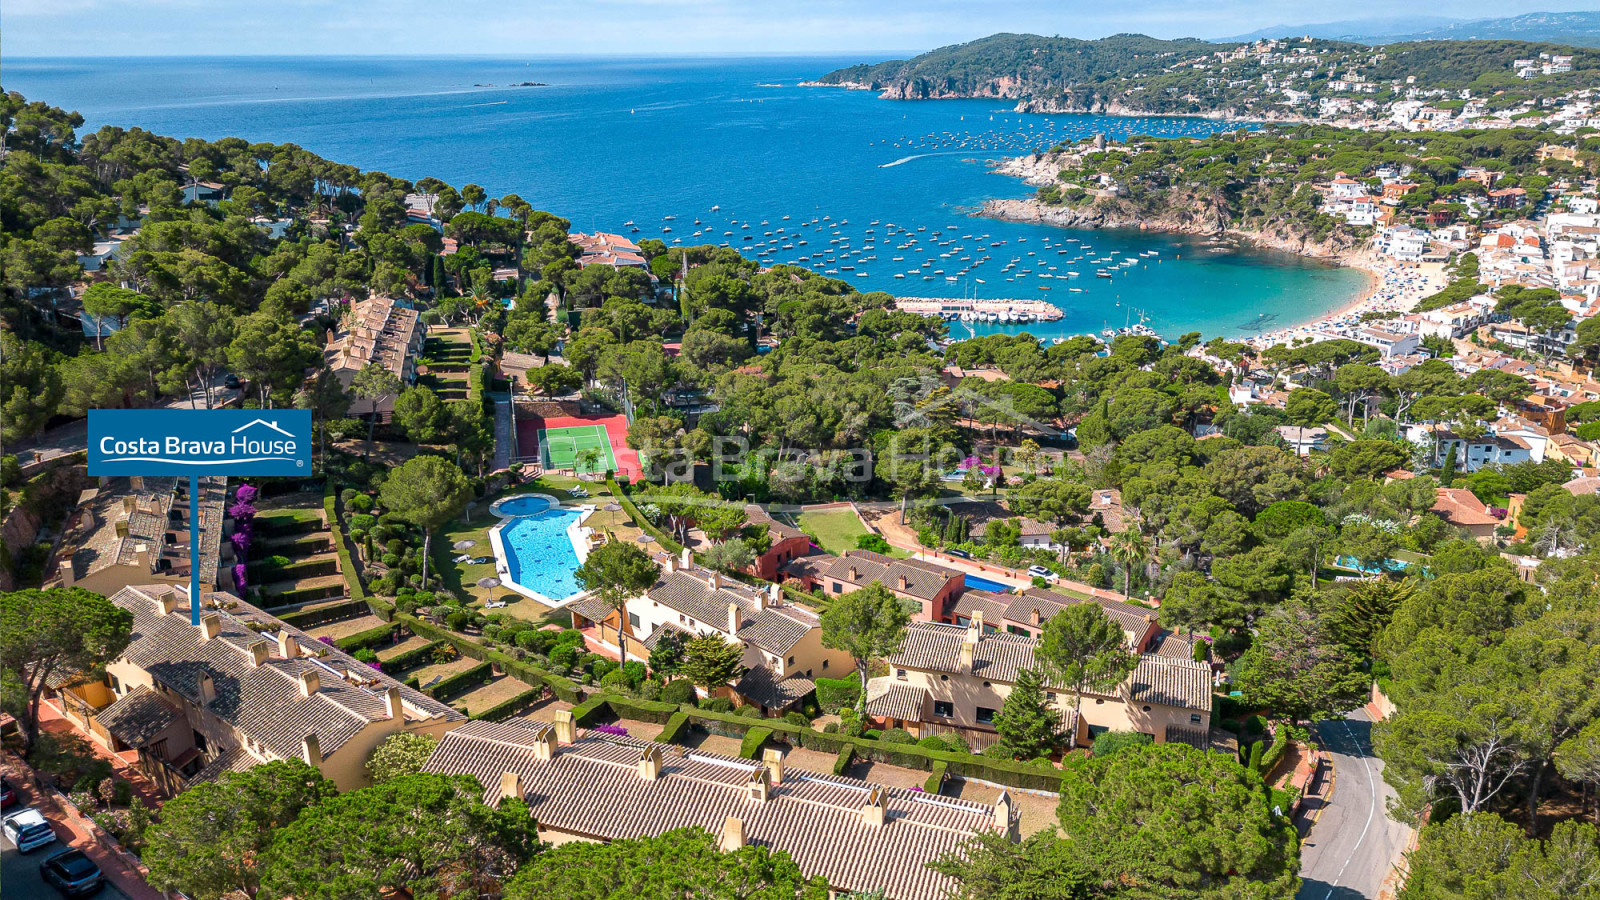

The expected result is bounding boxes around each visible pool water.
[963,574,1013,594]
[498,505,586,601]
[497,494,556,516]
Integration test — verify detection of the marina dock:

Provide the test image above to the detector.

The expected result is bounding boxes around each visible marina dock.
[892,296,1065,323]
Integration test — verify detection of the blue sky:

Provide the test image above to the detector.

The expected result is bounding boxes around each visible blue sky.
[6,0,1590,57]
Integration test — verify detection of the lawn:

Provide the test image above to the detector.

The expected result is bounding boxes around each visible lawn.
[796,508,906,557]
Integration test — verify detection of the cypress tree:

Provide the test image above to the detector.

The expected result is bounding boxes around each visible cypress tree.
[1440,443,1457,486]
[992,667,1062,760]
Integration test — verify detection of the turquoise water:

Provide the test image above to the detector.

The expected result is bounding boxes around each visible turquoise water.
[6,56,1364,338]
[498,504,586,601]
[497,494,557,516]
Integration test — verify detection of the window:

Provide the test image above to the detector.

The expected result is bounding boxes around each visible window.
[831,583,843,594]
[975,706,997,724]
[192,729,208,752]
[896,669,907,680]
[940,674,949,681]
[787,656,794,666]
[822,659,829,670]
[628,613,641,629]
[109,673,122,694]
[1045,692,1056,701]
[933,700,955,718]
[1006,625,1029,637]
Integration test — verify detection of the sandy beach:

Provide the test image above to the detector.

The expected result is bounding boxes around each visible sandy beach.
[1244,247,1449,349]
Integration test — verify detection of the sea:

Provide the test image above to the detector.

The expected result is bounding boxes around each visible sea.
[5,55,1366,341]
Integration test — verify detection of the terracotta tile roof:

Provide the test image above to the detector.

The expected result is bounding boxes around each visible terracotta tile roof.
[111,585,462,765]
[1127,656,1214,713]
[647,569,817,656]
[864,682,927,721]
[949,589,1010,623]
[732,667,815,711]
[186,744,261,786]
[95,685,182,748]
[1011,588,1155,642]
[52,476,227,588]
[743,505,808,542]
[423,722,1004,899]
[1432,488,1500,527]
[824,551,961,602]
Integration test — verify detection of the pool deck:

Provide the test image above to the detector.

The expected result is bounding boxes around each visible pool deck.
[487,493,596,609]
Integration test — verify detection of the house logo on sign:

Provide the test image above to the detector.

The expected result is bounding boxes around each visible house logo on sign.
[89,409,313,477]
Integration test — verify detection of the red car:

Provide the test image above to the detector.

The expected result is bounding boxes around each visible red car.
[0,777,17,810]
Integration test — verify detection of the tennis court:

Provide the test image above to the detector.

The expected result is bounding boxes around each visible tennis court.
[538,424,618,474]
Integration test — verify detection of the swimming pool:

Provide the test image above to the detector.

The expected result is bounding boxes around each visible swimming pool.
[963,573,1014,594]
[488,494,592,604]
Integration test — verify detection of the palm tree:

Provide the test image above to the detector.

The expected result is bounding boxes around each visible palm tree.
[1109,525,1150,600]
[575,447,603,477]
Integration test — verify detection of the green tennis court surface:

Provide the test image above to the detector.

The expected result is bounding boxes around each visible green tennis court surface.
[538,424,618,473]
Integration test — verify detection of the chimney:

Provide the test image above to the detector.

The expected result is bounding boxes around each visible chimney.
[57,560,75,587]
[994,790,1019,842]
[969,611,985,639]
[115,520,129,537]
[135,543,152,572]
[861,786,887,828]
[728,602,742,635]
[552,709,576,744]
[122,496,137,514]
[500,771,522,802]
[130,475,145,491]
[898,574,909,591]
[959,639,976,673]
[532,726,557,761]
[765,583,779,608]
[384,686,403,719]
[278,630,300,659]
[638,745,663,781]
[249,642,271,667]
[747,765,771,802]
[680,547,692,569]
[762,747,785,785]
[158,589,180,616]
[302,732,321,766]
[199,613,221,641]
[298,669,320,698]
[719,816,746,852]
[665,554,678,573]
[847,566,858,581]
[708,571,723,590]
[1030,608,1041,627]
[198,673,216,706]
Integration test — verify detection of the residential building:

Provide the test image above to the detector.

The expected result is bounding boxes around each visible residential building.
[570,550,851,713]
[821,550,964,621]
[867,618,1213,749]
[1275,425,1329,457]
[1351,327,1421,358]
[569,232,647,269]
[422,718,1011,899]
[46,476,232,596]
[325,296,426,418]
[1431,488,1503,543]
[740,504,815,582]
[1408,427,1535,472]
[52,585,464,794]
[982,588,1162,651]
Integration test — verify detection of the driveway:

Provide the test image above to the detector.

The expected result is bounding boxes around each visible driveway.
[2,818,132,900]
[1296,712,1414,900]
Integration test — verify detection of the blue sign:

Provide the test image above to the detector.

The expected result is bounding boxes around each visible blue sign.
[88,409,312,477]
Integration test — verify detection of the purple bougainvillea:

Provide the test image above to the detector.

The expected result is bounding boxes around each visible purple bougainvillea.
[960,456,980,470]
[233,563,248,591]
[591,723,629,736]
[234,484,259,505]
[228,501,257,522]
[318,636,336,645]
[368,662,383,671]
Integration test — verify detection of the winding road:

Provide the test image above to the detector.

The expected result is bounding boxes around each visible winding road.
[1296,711,1415,900]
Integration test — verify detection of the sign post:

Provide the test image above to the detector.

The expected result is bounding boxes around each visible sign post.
[89,409,313,624]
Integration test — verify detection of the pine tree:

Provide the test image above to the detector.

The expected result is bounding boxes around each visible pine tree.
[991,667,1062,760]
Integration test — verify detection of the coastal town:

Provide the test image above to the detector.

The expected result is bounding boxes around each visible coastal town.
[6,14,1600,900]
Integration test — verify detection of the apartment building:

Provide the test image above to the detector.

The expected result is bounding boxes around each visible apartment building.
[47,476,231,596]
[325,295,426,418]
[821,550,964,621]
[867,617,1213,749]
[54,585,464,794]
[422,717,1012,899]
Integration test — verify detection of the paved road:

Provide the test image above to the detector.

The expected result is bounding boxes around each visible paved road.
[1296,712,1414,900]
[2,818,131,900]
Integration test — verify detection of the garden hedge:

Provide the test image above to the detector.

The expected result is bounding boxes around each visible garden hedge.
[334,622,400,653]
[608,480,685,554]
[426,661,493,701]
[383,640,446,674]
[264,582,347,606]
[278,598,369,629]
[474,687,544,722]
[395,612,586,703]
[739,727,773,759]
[923,761,948,793]
[657,712,691,744]
[833,744,856,776]
[324,480,377,614]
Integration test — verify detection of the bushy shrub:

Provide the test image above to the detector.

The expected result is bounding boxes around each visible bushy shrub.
[660,679,696,706]
[981,743,1014,759]
[445,611,470,631]
[386,538,406,556]
[702,697,734,713]
[639,679,663,701]
[349,493,374,513]
[353,648,379,664]
[815,674,862,713]
[1090,730,1153,758]
[482,624,502,642]
[942,731,972,754]
[350,514,377,531]
[783,711,812,727]
[822,722,839,734]
[395,595,417,615]
[549,643,579,669]
[515,629,542,650]
[736,704,765,718]
[917,735,950,752]
[382,553,401,567]
[838,706,862,737]
[880,728,915,745]
[620,661,647,690]
[600,669,631,691]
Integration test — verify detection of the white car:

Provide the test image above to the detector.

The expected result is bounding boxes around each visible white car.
[3,807,58,853]
[1026,565,1059,583]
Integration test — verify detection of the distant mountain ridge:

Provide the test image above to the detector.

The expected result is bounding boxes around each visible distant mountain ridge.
[1217,11,1600,48]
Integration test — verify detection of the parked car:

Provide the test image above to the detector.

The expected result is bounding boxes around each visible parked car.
[40,847,104,896]
[946,549,971,559]
[0,777,16,810]
[1026,565,1059,583]
[3,807,58,853]
[222,373,242,390]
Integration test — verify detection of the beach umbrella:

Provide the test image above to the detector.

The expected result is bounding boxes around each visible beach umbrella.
[453,539,476,550]
[602,503,622,527]
[636,534,655,544]
[477,576,501,605]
